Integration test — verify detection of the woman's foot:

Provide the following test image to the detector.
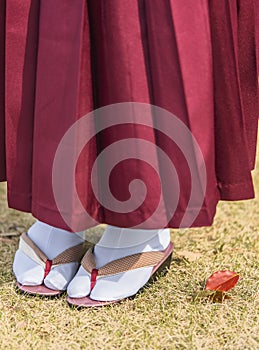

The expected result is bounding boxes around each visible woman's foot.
[13,220,85,291]
[67,226,171,302]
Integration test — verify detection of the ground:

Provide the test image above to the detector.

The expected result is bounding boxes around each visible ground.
[0,146,258,350]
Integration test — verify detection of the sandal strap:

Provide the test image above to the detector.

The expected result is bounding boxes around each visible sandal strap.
[20,232,48,264]
[52,243,85,265]
[81,247,165,277]
[20,232,85,266]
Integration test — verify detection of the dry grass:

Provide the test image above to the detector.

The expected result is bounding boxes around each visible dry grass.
[0,148,258,350]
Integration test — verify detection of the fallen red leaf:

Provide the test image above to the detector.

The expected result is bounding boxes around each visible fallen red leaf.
[205,270,239,292]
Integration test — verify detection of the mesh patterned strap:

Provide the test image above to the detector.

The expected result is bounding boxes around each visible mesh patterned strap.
[81,247,165,277]
[20,232,85,266]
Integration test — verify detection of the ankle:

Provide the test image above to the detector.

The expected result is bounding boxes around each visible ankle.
[94,226,170,268]
[27,220,85,259]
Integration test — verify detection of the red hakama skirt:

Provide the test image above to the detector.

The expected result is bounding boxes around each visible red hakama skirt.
[0,0,258,231]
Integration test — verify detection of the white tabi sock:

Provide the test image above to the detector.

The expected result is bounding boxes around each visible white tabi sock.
[13,220,84,291]
[67,225,170,301]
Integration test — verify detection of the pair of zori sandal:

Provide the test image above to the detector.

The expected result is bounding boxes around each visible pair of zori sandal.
[16,232,174,308]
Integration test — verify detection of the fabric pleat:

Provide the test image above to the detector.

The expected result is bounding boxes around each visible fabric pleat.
[209,0,258,200]
[5,0,40,209]
[0,0,5,181]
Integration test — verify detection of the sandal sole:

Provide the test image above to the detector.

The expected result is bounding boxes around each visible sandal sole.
[16,282,63,297]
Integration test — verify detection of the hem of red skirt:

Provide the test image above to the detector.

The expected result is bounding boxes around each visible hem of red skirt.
[7,191,217,231]
[217,180,255,201]
[6,178,255,231]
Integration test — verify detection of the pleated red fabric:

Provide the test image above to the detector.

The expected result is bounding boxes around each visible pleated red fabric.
[0,0,5,181]
[1,0,258,231]
[256,0,259,69]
